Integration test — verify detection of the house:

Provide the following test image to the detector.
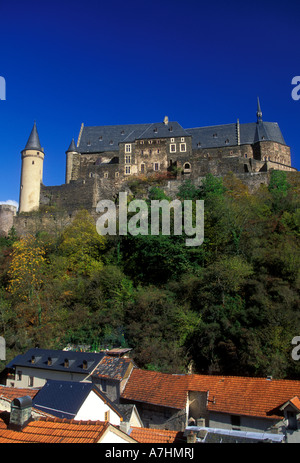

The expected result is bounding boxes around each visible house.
[121,369,189,431]
[0,405,137,443]
[2,348,136,393]
[129,427,184,444]
[92,355,136,402]
[32,380,124,425]
[3,348,106,388]
[121,369,300,442]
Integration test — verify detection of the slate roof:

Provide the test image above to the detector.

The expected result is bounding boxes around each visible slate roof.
[77,118,287,153]
[77,121,190,153]
[93,356,133,381]
[5,348,105,375]
[186,121,286,149]
[121,369,300,420]
[23,121,43,152]
[32,379,124,420]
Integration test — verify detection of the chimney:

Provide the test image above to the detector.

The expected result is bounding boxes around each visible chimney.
[119,421,131,434]
[164,116,169,125]
[187,430,197,444]
[9,396,32,431]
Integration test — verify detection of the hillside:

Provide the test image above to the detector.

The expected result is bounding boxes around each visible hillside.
[0,171,299,379]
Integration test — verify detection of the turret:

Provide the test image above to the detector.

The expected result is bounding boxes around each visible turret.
[19,122,45,213]
[65,138,79,184]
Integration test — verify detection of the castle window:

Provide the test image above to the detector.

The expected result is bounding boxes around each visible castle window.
[125,144,131,153]
[125,166,131,175]
[170,144,176,153]
[104,172,108,178]
[213,133,217,138]
[149,149,152,155]
[141,150,144,155]
[140,163,145,173]
[156,140,160,144]
[170,138,175,143]
[140,140,144,145]
[184,162,191,169]
[125,155,131,164]
[32,161,35,164]
[244,154,248,158]
[115,172,119,177]
[149,140,153,144]
[181,137,185,142]
[180,143,186,152]
[157,149,160,154]
[154,162,159,171]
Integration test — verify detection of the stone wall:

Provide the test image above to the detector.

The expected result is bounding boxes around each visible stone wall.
[0,205,17,236]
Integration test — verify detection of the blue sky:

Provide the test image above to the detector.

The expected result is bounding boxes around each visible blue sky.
[0,0,299,206]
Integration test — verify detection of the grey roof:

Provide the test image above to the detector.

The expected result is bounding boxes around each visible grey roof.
[93,356,133,381]
[32,379,124,420]
[23,122,43,152]
[186,121,286,149]
[5,348,105,374]
[77,121,190,153]
[77,118,287,154]
[66,138,78,153]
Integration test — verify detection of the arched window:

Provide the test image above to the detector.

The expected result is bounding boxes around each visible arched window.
[184,162,191,169]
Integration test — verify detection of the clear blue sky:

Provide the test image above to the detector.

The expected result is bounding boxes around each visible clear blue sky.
[1,0,299,206]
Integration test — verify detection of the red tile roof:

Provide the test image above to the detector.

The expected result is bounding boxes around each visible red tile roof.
[121,369,189,410]
[0,416,112,443]
[122,369,300,420]
[0,385,39,401]
[130,426,184,443]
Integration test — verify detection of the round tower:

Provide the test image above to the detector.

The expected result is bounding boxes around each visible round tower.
[19,122,45,213]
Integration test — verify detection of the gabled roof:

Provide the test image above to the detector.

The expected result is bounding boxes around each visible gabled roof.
[121,369,189,410]
[77,121,190,153]
[93,356,134,381]
[32,380,124,420]
[5,348,105,375]
[0,385,39,402]
[129,426,184,443]
[121,369,300,420]
[0,415,136,443]
[186,121,286,149]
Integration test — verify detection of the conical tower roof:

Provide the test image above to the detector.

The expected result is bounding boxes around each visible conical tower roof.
[24,121,43,152]
[66,138,78,153]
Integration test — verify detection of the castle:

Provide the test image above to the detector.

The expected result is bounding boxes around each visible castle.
[0,99,297,236]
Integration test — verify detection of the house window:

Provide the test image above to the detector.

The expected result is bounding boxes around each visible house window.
[170,144,176,153]
[28,376,34,387]
[17,371,22,381]
[100,379,107,392]
[125,144,131,153]
[125,155,131,164]
[154,163,159,171]
[231,415,241,429]
[125,166,131,175]
[180,143,186,152]
[287,411,297,430]
[105,410,110,422]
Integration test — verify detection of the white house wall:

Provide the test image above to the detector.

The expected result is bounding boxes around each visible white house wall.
[75,390,121,425]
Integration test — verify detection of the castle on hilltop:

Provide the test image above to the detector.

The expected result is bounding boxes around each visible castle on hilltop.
[0,99,297,236]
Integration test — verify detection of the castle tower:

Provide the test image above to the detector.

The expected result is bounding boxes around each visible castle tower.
[19,122,45,213]
[65,138,80,184]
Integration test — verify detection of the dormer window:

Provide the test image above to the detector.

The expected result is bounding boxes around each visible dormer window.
[225,139,229,144]
[213,133,217,138]
[109,140,113,145]
[154,128,158,133]
[31,355,35,364]
[82,360,88,370]
[64,358,69,368]
[47,357,52,366]
[99,136,103,141]
[87,141,91,146]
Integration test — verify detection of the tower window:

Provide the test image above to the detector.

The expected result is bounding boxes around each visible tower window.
[32,161,35,164]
